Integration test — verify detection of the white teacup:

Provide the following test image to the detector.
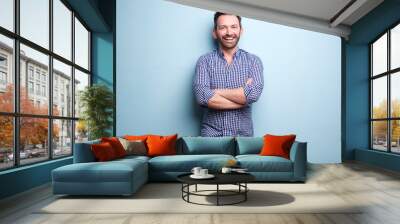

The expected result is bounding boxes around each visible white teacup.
[191,167,202,176]
[199,169,208,176]
[221,167,232,174]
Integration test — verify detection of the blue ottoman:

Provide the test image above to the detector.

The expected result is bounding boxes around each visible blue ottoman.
[52,157,148,196]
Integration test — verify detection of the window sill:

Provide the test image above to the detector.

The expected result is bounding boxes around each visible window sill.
[0,156,72,175]
[355,148,400,172]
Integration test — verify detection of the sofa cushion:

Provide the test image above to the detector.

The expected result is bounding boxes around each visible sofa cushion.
[124,135,150,141]
[147,134,178,157]
[118,138,147,156]
[91,142,118,161]
[180,137,235,155]
[148,154,235,172]
[101,137,127,158]
[236,137,263,155]
[260,134,296,159]
[236,155,293,172]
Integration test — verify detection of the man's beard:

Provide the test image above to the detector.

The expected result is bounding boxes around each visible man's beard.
[217,34,240,50]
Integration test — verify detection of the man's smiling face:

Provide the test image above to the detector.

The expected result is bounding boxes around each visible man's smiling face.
[213,14,242,50]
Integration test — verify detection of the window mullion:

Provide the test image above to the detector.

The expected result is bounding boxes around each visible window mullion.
[48,0,54,160]
[370,45,373,149]
[388,30,391,153]
[71,10,76,155]
[14,0,20,167]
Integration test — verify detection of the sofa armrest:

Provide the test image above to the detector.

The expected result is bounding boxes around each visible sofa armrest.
[73,140,100,163]
[289,141,307,181]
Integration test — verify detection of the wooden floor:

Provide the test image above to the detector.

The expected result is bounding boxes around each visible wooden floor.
[1,162,400,224]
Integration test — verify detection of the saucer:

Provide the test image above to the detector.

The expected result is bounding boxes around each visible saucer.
[232,170,249,174]
[190,174,215,179]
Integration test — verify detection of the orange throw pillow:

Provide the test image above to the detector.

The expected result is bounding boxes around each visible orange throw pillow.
[260,134,296,159]
[101,137,127,158]
[91,142,117,161]
[124,135,150,141]
[146,134,178,157]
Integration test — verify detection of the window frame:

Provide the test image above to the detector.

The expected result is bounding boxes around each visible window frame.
[370,20,400,154]
[0,0,92,171]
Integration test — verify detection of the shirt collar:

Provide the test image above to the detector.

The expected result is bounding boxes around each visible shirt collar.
[217,48,242,59]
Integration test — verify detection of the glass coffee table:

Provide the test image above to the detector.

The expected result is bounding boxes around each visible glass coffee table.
[177,172,255,206]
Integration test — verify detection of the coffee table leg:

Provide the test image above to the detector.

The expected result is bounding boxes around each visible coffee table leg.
[187,184,190,202]
[195,184,197,192]
[217,184,219,206]
[245,183,247,201]
[182,184,189,202]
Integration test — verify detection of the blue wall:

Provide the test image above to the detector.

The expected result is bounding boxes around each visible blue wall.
[0,158,72,199]
[92,0,115,89]
[345,0,400,166]
[116,0,342,163]
[92,33,113,88]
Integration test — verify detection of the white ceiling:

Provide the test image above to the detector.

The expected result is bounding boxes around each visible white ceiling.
[227,0,353,22]
[167,0,384,39]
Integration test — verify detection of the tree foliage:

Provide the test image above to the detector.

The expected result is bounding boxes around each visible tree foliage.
[372,99,400,141]
[75,119,87,141]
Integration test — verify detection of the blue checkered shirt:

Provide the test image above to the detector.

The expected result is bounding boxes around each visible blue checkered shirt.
[193,48,264,137]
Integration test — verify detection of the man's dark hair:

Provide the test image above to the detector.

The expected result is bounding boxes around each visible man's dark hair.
[213,12,241,30]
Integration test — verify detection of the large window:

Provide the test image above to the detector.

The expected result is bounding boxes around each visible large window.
[371,23,400,154]
[0,0,91,171]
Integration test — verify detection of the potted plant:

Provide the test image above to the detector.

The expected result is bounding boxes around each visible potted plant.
[79,84,114,140]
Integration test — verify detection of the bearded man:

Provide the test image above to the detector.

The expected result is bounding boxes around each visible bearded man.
[193,12,264,137]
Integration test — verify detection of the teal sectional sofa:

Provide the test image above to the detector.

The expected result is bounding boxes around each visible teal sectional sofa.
[52,137,307,196]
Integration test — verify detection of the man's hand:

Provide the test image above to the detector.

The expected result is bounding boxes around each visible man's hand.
[246,78,253,86]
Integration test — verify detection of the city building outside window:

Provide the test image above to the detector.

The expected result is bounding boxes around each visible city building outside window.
[41,73,46,82]
[28,81,34,94]
[0,55,7,67]
[35,70,40,81]
[36,83,40,95]
[0,71,6,85]
[41,85,46,97]
[0,54,7,87]
[28,67,34,80]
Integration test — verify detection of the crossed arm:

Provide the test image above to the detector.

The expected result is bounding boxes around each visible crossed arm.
[207,79,252,110]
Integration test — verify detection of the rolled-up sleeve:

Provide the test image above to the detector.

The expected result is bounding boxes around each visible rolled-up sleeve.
[193,56,215,107]
[243,56,264,104]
